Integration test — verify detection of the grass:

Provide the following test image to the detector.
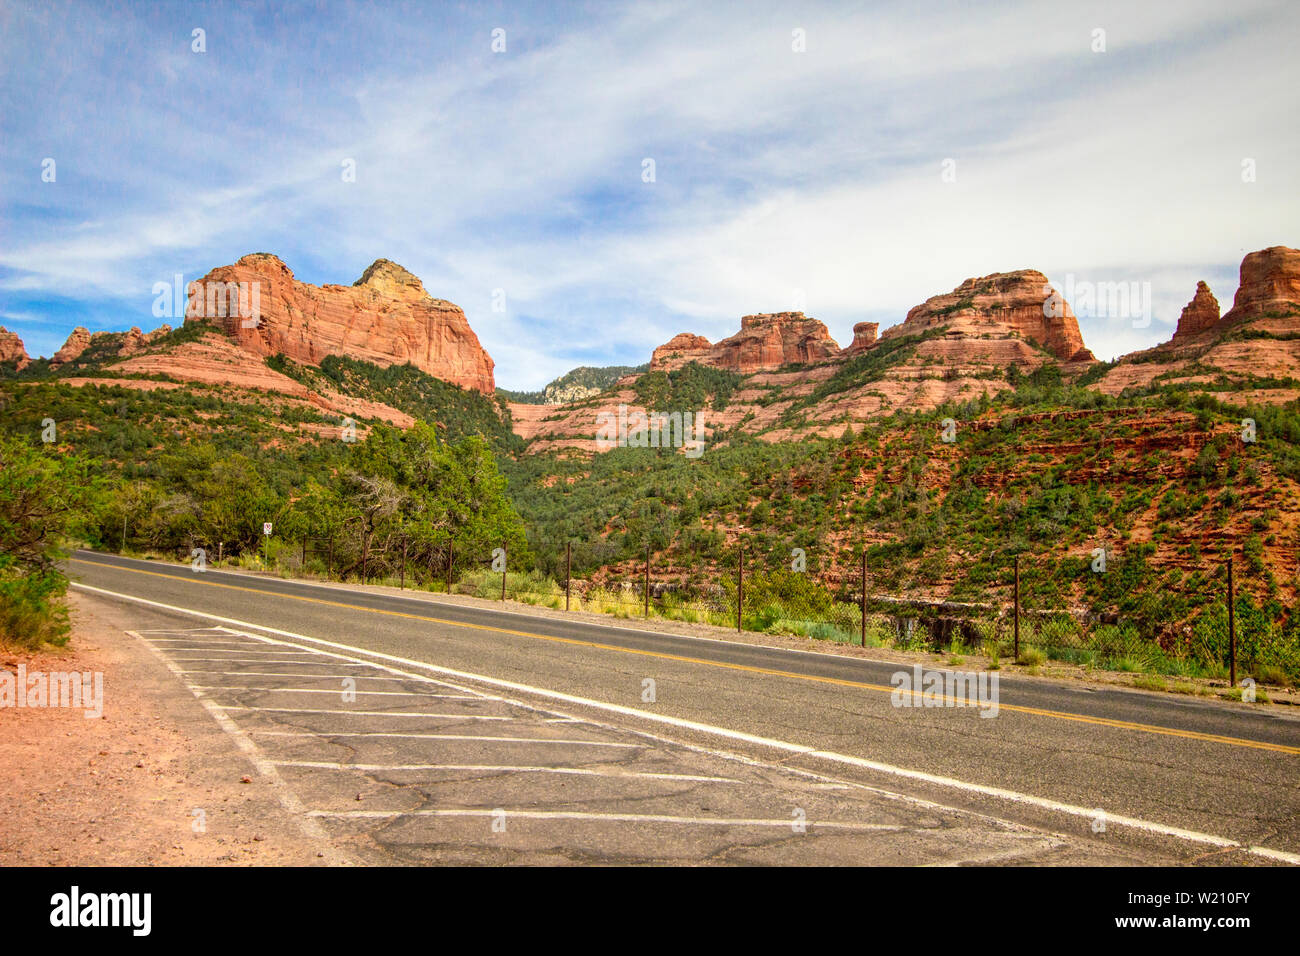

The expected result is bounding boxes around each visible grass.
[1132,674,1168,692]
[1016,646,1046,667]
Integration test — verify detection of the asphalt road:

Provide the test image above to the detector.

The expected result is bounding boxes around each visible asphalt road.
[68,549,1300,865]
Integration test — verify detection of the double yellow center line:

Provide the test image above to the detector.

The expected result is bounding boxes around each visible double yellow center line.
[69,557,1300,756]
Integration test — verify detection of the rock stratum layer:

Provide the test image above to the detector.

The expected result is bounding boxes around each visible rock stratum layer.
[881,270,1095,363]
[185,254,495,394]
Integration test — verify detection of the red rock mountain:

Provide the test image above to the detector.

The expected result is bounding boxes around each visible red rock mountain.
[50,325,168,366]
[844,322,879,355]
[1088,246,1300,398]
[1221,246,1300,325]
[51,326,92,364]
[881,270,1094,363]
[0,327,29,370]
[651,313,841,373]
[185,254,496,394]
[650,333,713,372]
[1172,281,1221,341]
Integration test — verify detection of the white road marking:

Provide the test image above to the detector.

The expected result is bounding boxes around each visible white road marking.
[79,583,1300,865]
[250,731,641,747]
[306,808,906,829]
[125,631,350,866]
[273,761,740,783]
[188,671,449,682]
[160,649,320,656]
[165,657,342,665]
[146,640,263,646]
[188,686,479,698]
[212,706,514,720]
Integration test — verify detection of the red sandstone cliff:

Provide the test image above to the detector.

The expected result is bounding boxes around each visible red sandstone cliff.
[881,270,1094,363]
[650,333,713,372]
[1172,281,1221,341]
[1220,246,1300,326]
[843,322,879,355]
[0,327,29,370]
[185,254,496,394]
[650,313,840,373]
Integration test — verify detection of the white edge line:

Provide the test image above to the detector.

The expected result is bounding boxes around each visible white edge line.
[82,583,1300,865]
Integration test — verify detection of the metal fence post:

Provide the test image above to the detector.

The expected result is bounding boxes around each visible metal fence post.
[500,542,507,601]
[400,537,407,590]
[737,546,744,632]
[1013,554,1020,661]
[1228,552,1236,688]
[860,549,867,647]
[644,544,651,618]
[446,537,453,592]
[565,542,572,612]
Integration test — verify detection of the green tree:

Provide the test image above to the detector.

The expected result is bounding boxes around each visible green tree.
[0,435,92,647]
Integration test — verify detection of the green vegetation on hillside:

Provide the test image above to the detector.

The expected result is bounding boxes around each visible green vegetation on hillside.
[268,353,523,453]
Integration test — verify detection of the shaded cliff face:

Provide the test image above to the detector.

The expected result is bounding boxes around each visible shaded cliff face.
[184,254,496,395]
[881,270,1094,363]
[0,327,29,370]
[650,313,840,373]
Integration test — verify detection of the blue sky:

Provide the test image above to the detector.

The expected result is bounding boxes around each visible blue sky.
[2,0,1297,388]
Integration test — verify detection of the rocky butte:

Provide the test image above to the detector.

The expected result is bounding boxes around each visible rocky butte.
[49,325,172,366]
[1073,245,1300,398]
[650,313,841,373]
[1220,245,1300,325]
[881,269,1095,363]
[1172,281,1221,341]
[0,327,29,370]
[184,254,496,394]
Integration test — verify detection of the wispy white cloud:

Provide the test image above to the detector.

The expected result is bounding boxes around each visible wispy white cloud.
[1,0,1296,386]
